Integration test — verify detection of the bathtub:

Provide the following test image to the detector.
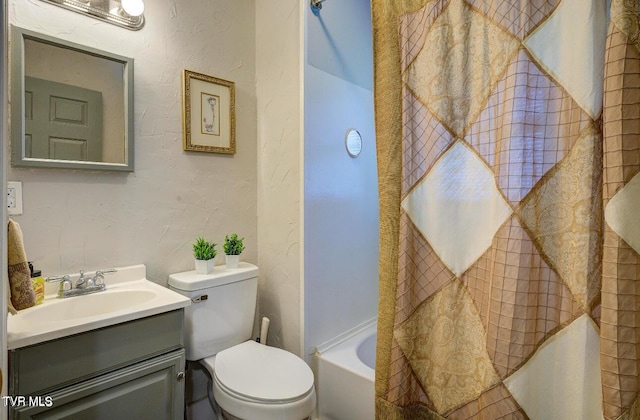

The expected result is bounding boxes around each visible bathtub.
[315,320,376,420]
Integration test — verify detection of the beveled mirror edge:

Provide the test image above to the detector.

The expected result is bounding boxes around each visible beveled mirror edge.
[10,25,135,172]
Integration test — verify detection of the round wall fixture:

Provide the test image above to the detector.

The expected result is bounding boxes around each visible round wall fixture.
[345,129,362,158]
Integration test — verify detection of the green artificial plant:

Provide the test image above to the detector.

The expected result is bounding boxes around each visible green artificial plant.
[193,236,217,260]
[223,234,245,255]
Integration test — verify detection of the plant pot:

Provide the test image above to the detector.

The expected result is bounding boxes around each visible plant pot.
[195,258,215,274]
[225,254,240,269]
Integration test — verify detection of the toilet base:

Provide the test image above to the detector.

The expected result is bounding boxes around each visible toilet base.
[220,408,311,420]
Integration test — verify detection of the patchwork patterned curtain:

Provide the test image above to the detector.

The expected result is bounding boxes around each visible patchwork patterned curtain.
[373,0,640,418]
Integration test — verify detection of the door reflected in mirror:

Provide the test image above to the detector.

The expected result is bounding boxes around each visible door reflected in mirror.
[11,26,134,171]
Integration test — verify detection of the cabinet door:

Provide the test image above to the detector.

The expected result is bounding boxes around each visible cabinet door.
[11,350,185,420]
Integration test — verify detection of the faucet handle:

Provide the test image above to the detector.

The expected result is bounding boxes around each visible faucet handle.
[94,268,117,285]
[46,274,73,291]
[46,274,70,282]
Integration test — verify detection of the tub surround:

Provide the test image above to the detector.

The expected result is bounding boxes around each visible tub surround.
[315,319,376,420]
[303,0,378,362]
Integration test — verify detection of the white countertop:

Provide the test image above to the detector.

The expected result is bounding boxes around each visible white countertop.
[8,264,190,350]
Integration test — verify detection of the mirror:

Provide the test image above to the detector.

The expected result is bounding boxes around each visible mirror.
[11,26,134,171]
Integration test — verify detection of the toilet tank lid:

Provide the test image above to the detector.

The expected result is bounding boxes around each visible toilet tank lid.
[168,262,258,291]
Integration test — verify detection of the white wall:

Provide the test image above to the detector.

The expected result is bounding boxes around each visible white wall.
[8,0,257,286]
[304,0,378,357]
[255,0,304,355]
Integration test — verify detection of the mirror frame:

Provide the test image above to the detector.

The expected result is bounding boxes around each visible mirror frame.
[10,26,135,172]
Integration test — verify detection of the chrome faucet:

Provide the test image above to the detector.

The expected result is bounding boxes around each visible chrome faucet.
[76,270,88,289]
[46,269,117,298]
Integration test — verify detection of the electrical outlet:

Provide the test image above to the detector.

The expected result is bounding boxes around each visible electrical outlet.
[7,181,23,215]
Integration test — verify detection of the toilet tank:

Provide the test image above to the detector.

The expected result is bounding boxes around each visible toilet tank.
[168,262,258,361]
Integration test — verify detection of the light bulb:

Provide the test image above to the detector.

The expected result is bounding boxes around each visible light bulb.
[121,0,144,16]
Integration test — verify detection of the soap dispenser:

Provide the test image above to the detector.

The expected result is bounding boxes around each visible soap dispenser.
[28,262,44,305]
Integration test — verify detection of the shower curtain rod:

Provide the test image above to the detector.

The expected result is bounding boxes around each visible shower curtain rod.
[311,0,325,11]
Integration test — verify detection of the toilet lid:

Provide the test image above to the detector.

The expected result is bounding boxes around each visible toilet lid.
[214,340,314,403]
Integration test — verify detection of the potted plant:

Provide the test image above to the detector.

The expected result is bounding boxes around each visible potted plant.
[193,236,217,274]
[223,233,245,269]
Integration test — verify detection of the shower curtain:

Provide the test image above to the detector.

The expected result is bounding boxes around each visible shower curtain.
[373,0,640,419]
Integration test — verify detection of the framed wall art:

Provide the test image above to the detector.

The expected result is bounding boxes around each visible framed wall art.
[183,69,236,154]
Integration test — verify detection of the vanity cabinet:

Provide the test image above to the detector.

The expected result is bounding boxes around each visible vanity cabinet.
[8,310,185,419]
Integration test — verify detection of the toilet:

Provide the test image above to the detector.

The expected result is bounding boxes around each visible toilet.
[168,263,316,420]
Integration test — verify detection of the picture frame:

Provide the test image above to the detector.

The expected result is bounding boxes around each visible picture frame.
[183,69,236,154]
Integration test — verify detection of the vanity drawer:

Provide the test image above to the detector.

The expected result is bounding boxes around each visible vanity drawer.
[10,309,184,395]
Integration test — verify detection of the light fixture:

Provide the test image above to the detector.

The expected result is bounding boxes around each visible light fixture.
[121,0,144,17]
[38,0,145,30]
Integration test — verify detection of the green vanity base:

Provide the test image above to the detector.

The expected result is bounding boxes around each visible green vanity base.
[9,310,185,419]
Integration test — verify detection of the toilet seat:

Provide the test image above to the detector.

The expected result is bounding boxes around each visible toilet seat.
[215,340,314,402]
[202,341,316,419]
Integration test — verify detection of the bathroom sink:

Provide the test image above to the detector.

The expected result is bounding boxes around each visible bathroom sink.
[7,264,191,349]
[19,289,157,323]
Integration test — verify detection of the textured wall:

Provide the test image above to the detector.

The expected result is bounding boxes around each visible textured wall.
[255,0,304,355]
[8,0,257,287]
